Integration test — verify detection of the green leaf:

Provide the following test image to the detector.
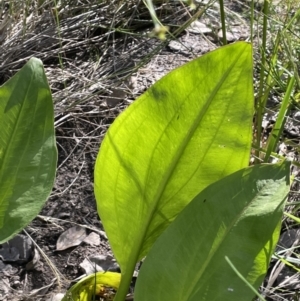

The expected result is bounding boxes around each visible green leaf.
[0,58,57,243]
[264,76,294,162]
[94,42,253,274]
[135,162,290,301]
[61,271,121,301]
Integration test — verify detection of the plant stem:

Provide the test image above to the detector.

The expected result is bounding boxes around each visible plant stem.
[218,0,227,45]
[250,0,254,44]
[254,0,269,163]
[114,267,136,301]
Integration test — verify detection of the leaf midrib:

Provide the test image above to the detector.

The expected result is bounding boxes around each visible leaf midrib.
[142,48,245,254]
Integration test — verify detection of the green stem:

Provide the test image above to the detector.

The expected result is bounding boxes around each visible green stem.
[113,226,150,301]
[114,266,136,301]
[218,0,227,45]
[250,0,254,44]
[255,0,269,163]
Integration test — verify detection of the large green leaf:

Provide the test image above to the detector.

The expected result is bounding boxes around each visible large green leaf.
[0,58,57,243]
[135,162,290,301]
[94,42,253,274]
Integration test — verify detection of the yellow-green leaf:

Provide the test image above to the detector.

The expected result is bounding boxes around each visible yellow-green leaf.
[94,42,253,279]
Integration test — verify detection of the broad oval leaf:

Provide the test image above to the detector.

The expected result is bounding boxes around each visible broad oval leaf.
[0,58,57,243]
[94,42,253,271]
[135,162,290,301]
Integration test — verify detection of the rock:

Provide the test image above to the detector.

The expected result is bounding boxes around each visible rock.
[294,111,300,122]
[80,254,119,275]
[0,278,10,301]
[218,29,237,42]
[47,293,65,301]
[0,234,34,264]
[187,21,212,34]
[83,232,100,246]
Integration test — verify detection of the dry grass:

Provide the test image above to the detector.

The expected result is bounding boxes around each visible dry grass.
[0,0,194,115]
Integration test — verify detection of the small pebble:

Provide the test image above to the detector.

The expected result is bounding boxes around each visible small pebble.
[294,111,300,121]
